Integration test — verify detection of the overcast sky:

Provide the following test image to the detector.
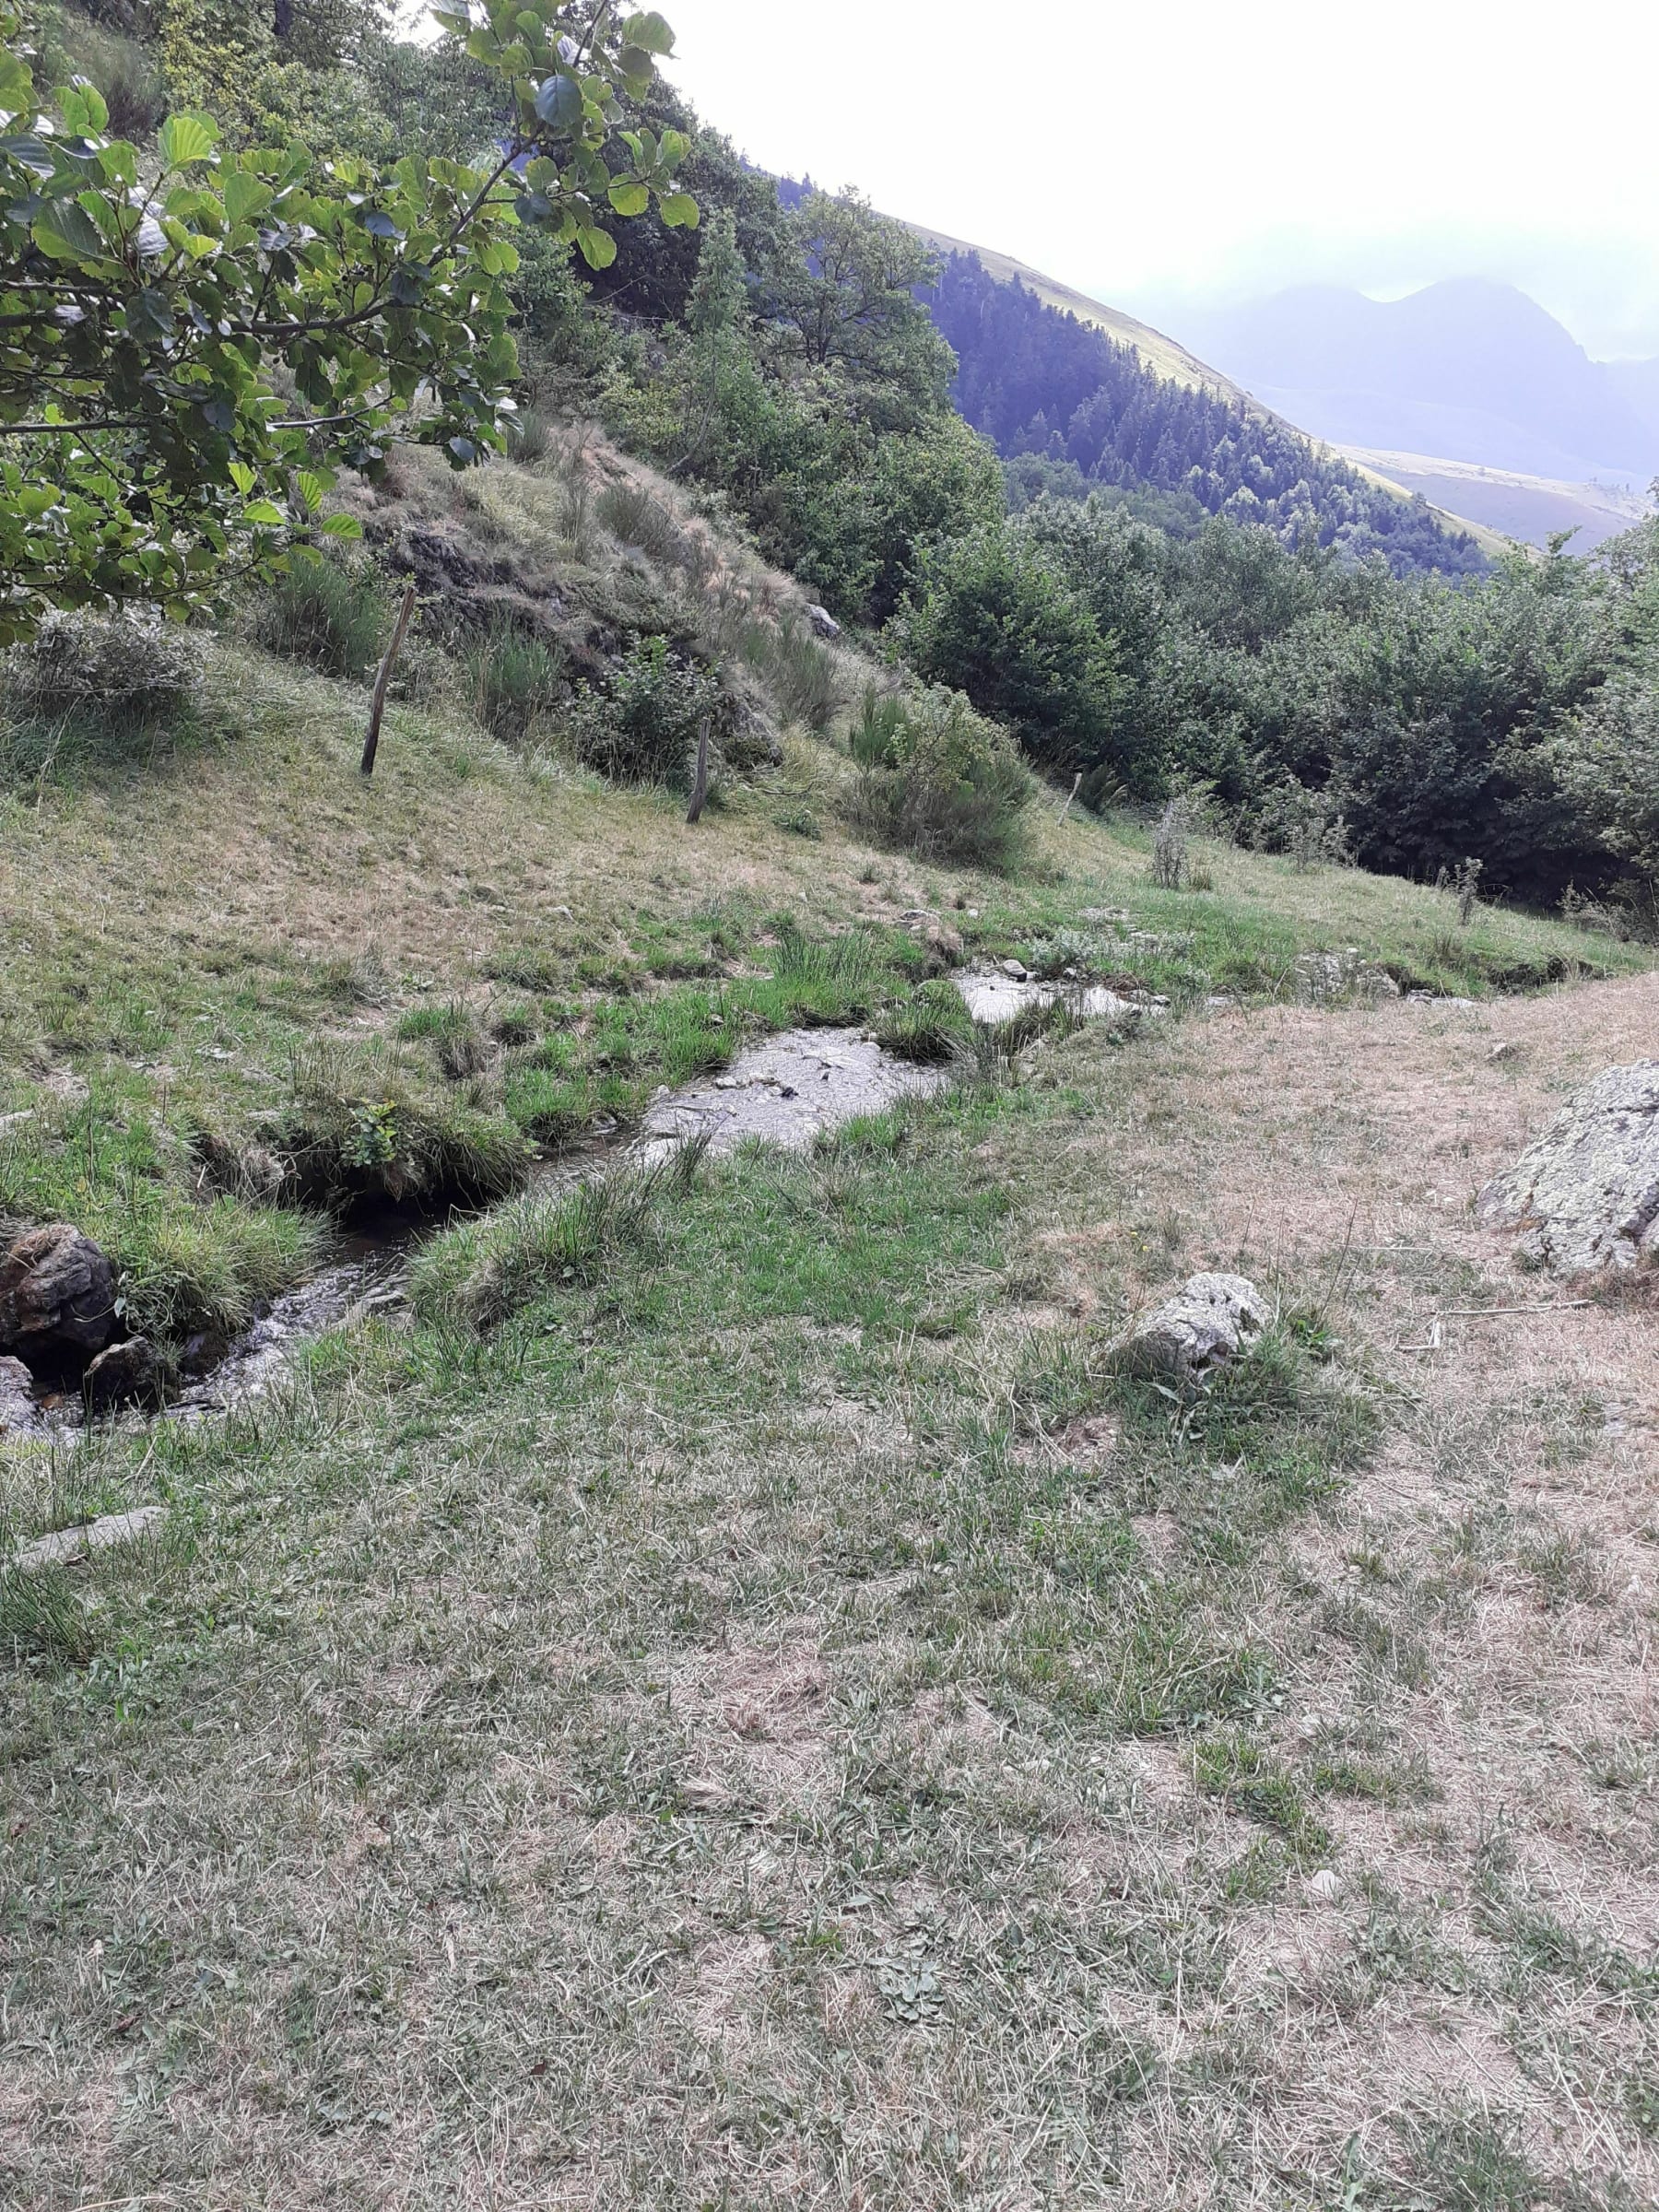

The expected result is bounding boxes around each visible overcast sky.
[652,0,1659,359]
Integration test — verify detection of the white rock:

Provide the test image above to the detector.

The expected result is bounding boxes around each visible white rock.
[1306,1868,1342,1903]
[1114,1273,1269,1389]
[1477,1061,1659,1277]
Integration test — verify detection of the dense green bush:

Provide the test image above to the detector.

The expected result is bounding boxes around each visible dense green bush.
[900,526,1131,785]
[847,685,1033,870]
[570,634,725,789]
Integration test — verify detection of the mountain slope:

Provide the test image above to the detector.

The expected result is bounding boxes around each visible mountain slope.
[912,246,1491,574]
[1174,280,1659,486]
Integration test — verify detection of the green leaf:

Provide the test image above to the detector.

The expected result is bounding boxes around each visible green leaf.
[622,10,676,54]
[18,488,57,519]
[0,54,34,113]
[574,225,617,270]
[658,192,699,230]
[228,462,255,495]
[296,470,327,513]
[157,112,218,170]
[224,171,272,226]
[242,500,286,525]
[322,512,363,538]
[606,179,649,218]
[535,72,585,131]
[124,288,175,344]
[31,197,106,260]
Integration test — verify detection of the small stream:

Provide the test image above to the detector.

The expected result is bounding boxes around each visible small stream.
[2,969,1143,1444]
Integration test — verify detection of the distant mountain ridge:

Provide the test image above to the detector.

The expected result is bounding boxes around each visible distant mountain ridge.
[1171,280,1659,488]
[912,248,1488,575]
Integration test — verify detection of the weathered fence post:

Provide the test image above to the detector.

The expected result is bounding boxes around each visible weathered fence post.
[359,582,417,778]
[685,716,712,824]
[1058,771,1082,824]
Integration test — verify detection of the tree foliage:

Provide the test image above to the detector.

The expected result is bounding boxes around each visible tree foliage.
[0,0,693,639]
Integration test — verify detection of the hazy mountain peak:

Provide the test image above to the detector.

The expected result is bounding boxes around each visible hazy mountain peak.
[1171,279,1659,485]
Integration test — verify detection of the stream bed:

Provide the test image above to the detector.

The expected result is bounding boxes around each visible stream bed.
[2,969,1143,1450]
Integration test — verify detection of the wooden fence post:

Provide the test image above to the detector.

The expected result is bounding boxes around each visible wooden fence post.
[359,582,417,778]
[1058,771,1082,824]
[685,716,711,824]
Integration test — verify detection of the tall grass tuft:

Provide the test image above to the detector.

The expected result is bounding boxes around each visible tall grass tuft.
[738,618,841,733]
[409,1142,708,1329]
[464,618,567,745]
[247,556,392,680]
[274,1041,531,1213]
[0,1567,97,1667]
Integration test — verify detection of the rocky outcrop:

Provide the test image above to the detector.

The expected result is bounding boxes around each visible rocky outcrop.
[0,1225,117,1371]
[1477,1062,1659,1277]
[1115,1273,1269,1388]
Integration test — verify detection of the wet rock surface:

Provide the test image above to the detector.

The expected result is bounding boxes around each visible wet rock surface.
[637,1029,948,1159]
[175,1260,403,1415]
[1115,1273,1269,1388]
[952,967,1144,1026]
[0,1224,117,1370]
[1477,1060,1659,1277]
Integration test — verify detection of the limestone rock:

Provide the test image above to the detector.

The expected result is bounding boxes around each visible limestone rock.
[1115,1273,1269,1388]
[0,1355,43,1435]
[82,1335,160,1413]
[0,1225,117,1370]
[12,1505,167,1572]
[1477,1061,1659,1277]
[804,604,841,641]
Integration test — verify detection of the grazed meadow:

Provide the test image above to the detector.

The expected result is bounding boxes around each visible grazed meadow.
[2,491,1655,2206]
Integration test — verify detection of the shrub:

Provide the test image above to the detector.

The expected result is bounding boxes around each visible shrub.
[6,609,203,723]
[247,555,391,680]
[1150,794,1197,888]
[570,634,725,790]
[846,685,1033,871]
[465,618,567,745]
[902,524,1127,782]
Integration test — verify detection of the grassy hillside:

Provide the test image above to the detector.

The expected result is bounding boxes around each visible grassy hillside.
[1339,446,1653,553]
[0,433,1632,1342]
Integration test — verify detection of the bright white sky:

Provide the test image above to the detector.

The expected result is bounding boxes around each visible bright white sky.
[653,0,1659,359]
